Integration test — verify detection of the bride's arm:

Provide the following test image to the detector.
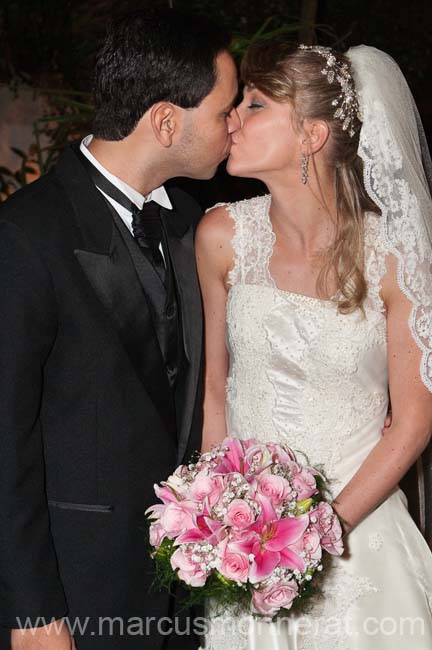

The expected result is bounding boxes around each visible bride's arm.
[195,206,235,453]
[332,253,432,534]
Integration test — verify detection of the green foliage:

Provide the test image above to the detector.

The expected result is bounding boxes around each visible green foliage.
[230,17,305,60]
[151,537,179,595]
[32,89,94,173]
[0,147,38,196]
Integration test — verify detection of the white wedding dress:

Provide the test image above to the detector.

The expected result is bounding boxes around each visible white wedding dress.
[204,194,432,650]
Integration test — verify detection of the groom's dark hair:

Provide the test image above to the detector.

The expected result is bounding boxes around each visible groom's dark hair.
[92,9,231,140]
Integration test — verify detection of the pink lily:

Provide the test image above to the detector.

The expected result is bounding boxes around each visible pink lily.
[175,515,225,546]
[231,510,309,583]
[213,438,250,475]
[154,484,182,504]
[249,493,278,532]
[145,503,165,519]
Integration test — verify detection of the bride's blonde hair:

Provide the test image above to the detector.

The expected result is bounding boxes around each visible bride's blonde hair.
[241,40,379,313]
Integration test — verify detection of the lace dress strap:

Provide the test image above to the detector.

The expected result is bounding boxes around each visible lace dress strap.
[216,194,274,288]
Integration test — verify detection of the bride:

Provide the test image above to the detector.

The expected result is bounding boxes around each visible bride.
[195,42,432,648]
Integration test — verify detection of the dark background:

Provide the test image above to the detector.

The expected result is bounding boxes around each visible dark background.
[1,0,431,206]
[1,0,431,103]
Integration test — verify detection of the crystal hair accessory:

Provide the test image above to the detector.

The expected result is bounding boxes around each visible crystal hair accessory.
[299,44,361,137]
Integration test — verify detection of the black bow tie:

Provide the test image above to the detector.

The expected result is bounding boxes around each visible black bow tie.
[79,150,166,287]
[131,201,166,286]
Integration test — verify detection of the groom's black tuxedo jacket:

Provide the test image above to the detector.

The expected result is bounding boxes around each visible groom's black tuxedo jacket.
[0,145,203,649]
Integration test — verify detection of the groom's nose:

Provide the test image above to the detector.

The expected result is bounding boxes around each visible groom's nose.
[227,107,241,134]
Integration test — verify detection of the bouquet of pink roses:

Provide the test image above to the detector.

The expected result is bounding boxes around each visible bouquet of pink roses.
[146,437,343,619]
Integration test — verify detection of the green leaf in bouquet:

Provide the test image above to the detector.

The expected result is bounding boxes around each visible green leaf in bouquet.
[154,536,176,562]
[182,571,250,615]
[295,497,314,515]
[150,537,178,595]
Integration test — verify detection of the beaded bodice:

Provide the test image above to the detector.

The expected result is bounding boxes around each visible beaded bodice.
[224,195,389,493]
[205,194,432,650]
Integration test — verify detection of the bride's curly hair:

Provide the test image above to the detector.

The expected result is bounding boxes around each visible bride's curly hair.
[241,40,379,313]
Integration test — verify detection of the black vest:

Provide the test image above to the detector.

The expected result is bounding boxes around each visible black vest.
[108,204,183,438]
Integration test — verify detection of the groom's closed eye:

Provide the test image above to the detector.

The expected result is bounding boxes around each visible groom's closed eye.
[222,93,239,117]
[220,102,233,117]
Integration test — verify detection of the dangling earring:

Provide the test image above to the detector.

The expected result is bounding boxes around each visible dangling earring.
[301,152,309,185]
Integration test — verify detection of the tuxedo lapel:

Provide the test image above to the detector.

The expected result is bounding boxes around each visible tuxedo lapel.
[161,205,203,464]
[55,145,203,459]
[56,145,172,430]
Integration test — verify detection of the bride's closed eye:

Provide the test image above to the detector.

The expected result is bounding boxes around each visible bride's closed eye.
[247,102,264,109]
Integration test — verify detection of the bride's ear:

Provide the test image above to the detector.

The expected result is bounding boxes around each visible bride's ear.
[302,119,330,155]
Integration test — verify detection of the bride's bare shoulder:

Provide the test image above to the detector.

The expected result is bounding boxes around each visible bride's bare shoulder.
[195,202,235,251]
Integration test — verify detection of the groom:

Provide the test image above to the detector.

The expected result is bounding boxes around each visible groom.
[0,9,238,650]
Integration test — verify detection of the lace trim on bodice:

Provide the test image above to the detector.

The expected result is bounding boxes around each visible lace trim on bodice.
[222,194,389,313]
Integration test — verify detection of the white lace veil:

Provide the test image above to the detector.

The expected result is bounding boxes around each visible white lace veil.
[346,45,432,392]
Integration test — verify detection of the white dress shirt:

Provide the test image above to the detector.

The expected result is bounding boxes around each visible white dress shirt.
[80,135,172,263]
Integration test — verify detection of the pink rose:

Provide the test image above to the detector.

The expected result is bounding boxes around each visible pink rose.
[310,502,344,556]
[290,527,322,562]
[159,502,195,538]
[224,499,255,529]
[189,471,225,506]
[291,464,317,500]
[257,474,291,504]
[170,548,208,587]
[149,522,166,548]
[219,547,250,583]
[251,580,298,618]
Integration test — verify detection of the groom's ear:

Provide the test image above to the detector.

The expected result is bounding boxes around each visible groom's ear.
[149,102,178,147]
